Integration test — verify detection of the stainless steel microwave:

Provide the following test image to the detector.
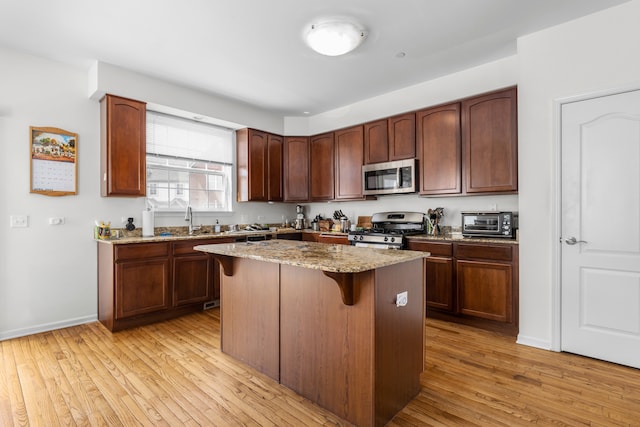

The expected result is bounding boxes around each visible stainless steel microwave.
[362,159,416,196]
[461,211,518,238]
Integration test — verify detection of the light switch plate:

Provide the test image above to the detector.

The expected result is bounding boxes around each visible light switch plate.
[10,215,28,228]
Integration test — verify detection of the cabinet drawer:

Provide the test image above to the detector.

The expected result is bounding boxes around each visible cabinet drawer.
[406,240,453,257]
[115,243,169,261]
[173,239,226,256]
[316,234,349,245]
[454,243,512,262]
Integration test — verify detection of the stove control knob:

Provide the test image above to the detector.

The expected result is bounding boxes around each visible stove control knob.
[390,237,395,243]
[359,235,364,241]
[384,236,389,242]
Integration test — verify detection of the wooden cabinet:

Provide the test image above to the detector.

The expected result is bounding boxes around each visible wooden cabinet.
[416,103,462,195]
[236,129,283,202]
[173,239,218,307]
[98,237,235,332]
[388,113,416,161]
[406,238,519,335]
[406,241,455,312]
[267,134,284,201]
[100,94,146,197]
[363,114,416,164]
[462,87,518,194]
[283,136,309,202]
[309,132,335,201]
[455,243,515,324]
[363,119,389,164]
[417,87,517,196]
[334,125,365,200]
[113,243,170,321]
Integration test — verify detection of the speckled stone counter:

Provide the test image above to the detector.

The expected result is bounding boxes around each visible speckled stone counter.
[194,239,427,273]
[96,227,302,245]
[406,233,519,245]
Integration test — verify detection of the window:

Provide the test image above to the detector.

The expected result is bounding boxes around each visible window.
[146,111,233,212]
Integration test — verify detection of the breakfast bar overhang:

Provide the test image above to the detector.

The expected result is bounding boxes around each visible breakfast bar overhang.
[195,240,428,427]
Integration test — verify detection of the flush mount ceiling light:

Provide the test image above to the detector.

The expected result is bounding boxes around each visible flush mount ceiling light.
[304,20,367,56]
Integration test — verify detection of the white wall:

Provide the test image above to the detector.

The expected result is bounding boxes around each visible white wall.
[517,0,640,349]
[0,47,296,340]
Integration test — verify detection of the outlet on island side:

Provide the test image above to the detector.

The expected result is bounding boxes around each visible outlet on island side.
[396,291,408,307]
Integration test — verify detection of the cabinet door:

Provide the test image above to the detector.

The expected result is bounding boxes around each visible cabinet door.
[335,126,364,200]
[267,133,283,202]
[284,136,309,202]
[173,254,213,307]
[425,257,454,312]
[363,119,389,164]
[388,113,416,161]
[115,258,170,319]
[456,260,513,323]
[236,128,267,201]
[100,94,147,197]
[417,103,462,195]
[309,132,335,201]
[462,87,518,193]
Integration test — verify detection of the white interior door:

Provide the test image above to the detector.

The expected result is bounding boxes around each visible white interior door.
[561,89,640,368]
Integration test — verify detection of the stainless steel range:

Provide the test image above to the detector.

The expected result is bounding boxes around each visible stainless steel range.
[348,212,426,249]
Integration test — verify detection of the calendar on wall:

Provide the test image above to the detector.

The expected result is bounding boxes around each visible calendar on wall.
[30,126,78,196]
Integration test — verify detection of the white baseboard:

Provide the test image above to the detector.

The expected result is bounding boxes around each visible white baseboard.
[516,334,554,351]
[0,315,98,341]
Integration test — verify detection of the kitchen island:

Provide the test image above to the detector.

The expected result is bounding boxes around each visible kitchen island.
[194,240,428,427]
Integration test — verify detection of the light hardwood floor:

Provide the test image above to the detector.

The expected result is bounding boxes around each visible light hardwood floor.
[1,309,639,426]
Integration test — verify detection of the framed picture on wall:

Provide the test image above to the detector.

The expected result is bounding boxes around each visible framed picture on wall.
[30,126,78,196]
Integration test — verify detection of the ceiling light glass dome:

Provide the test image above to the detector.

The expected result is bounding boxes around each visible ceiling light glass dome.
[304,20,367,56]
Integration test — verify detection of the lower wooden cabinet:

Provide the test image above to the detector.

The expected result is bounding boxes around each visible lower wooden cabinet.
[406,239,519,335]
[98,237,234,331]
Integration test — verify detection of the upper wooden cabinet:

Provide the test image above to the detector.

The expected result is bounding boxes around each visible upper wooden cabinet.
[417,87,518,196]
[388,113,416,161]
[267,134,284,201]
[334,125,365,200]
[100,94,147,197]
[309,132,335,201]
[417,103,462,195]
[283,136,309,202]
[236,129,283,202]
[363,114,416,164]
[462,87,518,194]
[363,119,389,164]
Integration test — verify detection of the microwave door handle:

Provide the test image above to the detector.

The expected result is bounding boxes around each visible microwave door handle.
[396,168,401,189]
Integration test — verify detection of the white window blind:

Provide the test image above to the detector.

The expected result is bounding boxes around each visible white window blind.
[146,111,233,212]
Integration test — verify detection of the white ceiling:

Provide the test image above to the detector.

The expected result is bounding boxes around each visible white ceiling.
[0,0,629,116]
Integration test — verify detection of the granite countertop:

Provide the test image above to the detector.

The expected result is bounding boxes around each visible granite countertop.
[406,233,519,245]
[194,240,428,273]
[96,227,302,245]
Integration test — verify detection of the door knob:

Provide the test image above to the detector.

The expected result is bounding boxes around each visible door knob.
[565,236,587,245]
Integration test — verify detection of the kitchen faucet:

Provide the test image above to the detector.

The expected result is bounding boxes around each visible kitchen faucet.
[185,205,200,235]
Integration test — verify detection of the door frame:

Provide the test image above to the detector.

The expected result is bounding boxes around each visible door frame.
[552,81,640,352]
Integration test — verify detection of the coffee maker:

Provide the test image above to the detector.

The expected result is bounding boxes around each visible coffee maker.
[295,205,305,230]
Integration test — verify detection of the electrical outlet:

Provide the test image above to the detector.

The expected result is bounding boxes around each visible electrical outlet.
[10,215,28,228]
[396,291,408,307]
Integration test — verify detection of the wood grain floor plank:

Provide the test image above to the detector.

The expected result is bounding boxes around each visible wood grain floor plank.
[2,309,640,426]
